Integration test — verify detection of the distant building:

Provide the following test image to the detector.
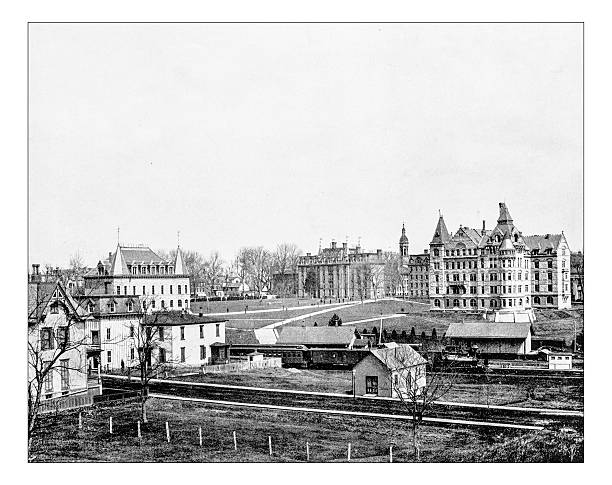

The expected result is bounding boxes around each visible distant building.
[547,351,573,370]
[297,240,386,300]
[444,321,533,357]
[523,234,571,309]
[570,252,584,304]
[353,344,427,398]
[423,202,571,318]
[398,224,430,300]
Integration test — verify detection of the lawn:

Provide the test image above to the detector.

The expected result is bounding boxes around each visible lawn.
[31,397,543,463]
[174,368,584,410]
[191,297,321,314]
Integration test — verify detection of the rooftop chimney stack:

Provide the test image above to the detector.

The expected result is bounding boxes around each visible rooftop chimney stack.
[482,220,486,235]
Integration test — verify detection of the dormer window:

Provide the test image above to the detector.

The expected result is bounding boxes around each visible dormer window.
[50,302,59,314]
[87,302,95,313]
[109,302,116,313]
[127,301,133,312]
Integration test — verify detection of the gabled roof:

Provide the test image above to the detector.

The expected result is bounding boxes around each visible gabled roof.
[430,215,450,245]
[369,344,427,370]
[445,322,533,339]
[28,280,86,324]
[277,326,356,346]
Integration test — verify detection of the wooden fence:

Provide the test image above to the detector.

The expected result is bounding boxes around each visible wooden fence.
[39,393,94,414]
[201,358,282,374]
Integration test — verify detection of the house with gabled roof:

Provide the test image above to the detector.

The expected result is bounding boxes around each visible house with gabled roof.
[28,269,98,402]
[353,344,427,398]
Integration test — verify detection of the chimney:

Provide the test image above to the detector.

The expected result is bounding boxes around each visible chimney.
[342,242,347,250]
[377,249,382,256]
[331,241,337,249]
[30,264,41,283]
[481,220,486,235]
[424,249,429,254]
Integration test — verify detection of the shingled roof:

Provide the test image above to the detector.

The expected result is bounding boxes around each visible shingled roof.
[523,234,564,252]
[370,344,427,370]
[445,322,533,339]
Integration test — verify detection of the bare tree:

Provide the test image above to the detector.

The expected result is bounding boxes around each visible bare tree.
[236,246,272,298]
[382,348,455,460]
[128,298,176,423]
[271,243,301,297]
[158,248,206,294]
[352,262,374,301]
[383,251,402,296]
[203,251,224,296]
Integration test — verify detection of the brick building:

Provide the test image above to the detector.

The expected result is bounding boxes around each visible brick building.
[297,241,386,300]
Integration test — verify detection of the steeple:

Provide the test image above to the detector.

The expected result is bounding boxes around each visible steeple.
[174,246,185,275]
[399,223,409,259]
[110,244,128,276]
[430,213,450,245]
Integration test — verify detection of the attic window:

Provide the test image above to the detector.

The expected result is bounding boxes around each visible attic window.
[87,302,95,313]
[50,302,59,314]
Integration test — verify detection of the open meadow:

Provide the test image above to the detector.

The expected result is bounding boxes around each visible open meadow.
[30,397,581,463]
[175,368,584,410]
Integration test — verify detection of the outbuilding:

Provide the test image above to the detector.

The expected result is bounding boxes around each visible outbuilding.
[353,344,427,398]
[444,321,533,358]
[548,352,573,370]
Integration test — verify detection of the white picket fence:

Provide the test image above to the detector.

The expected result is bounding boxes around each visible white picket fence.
[201,358,282,374]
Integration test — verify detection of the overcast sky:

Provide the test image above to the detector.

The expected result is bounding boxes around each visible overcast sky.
[29,23,583,267]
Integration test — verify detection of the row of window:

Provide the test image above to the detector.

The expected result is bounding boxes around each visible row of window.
[115,284,188,296]
[127,264,175,275]
[102,298,190,313]
[433,297,529,308]
[105,323,221,342]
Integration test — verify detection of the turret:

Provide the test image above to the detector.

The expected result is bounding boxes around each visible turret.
[399,223,409,259]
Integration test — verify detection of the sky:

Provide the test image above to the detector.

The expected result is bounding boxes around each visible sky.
[28,23,583,268]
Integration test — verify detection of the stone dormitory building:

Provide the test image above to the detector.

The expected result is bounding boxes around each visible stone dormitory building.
[296,241,386,300]
[423,202,571,319]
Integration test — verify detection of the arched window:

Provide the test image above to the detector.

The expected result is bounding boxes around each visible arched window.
[547,296,554,305]
[519,298,522,306]
[534,296,540,304]
[470,299,476,307]
[433,249,439,257]
[434,299,440,307]
[453,299,460,307]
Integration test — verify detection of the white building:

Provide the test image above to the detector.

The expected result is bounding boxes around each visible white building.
[353,344,427,398]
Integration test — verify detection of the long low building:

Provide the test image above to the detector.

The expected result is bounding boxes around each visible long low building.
[444,321,533,357]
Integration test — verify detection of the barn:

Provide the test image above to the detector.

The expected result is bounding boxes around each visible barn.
[353,344,427,398]
[444,321,533,358]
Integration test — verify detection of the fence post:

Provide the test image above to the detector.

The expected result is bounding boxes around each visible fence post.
[347,442,351,462]
[137,420,141,440]
[233,431,237,451]
[199,426,203,447]
[306,441,310,462]
[78,412,82,430]
[268,435,272,456]
[109,416,113,434]
[166,421,170,443]
[389,445,393,463]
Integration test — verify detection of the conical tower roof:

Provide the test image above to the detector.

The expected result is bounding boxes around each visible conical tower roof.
[174,246,186,275]
[110,244,129,275]
[399,223,409,244]
[431,214,450,245]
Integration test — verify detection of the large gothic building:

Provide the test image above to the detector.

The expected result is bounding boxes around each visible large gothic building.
[420,202,571,319]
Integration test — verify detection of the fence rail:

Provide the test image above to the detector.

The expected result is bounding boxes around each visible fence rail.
[201,358,282,374]
[39,393,94,414]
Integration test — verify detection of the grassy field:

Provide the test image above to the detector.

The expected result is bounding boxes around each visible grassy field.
[31,397,544,463]
[175,368,583,410]
[191,297,321,314]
